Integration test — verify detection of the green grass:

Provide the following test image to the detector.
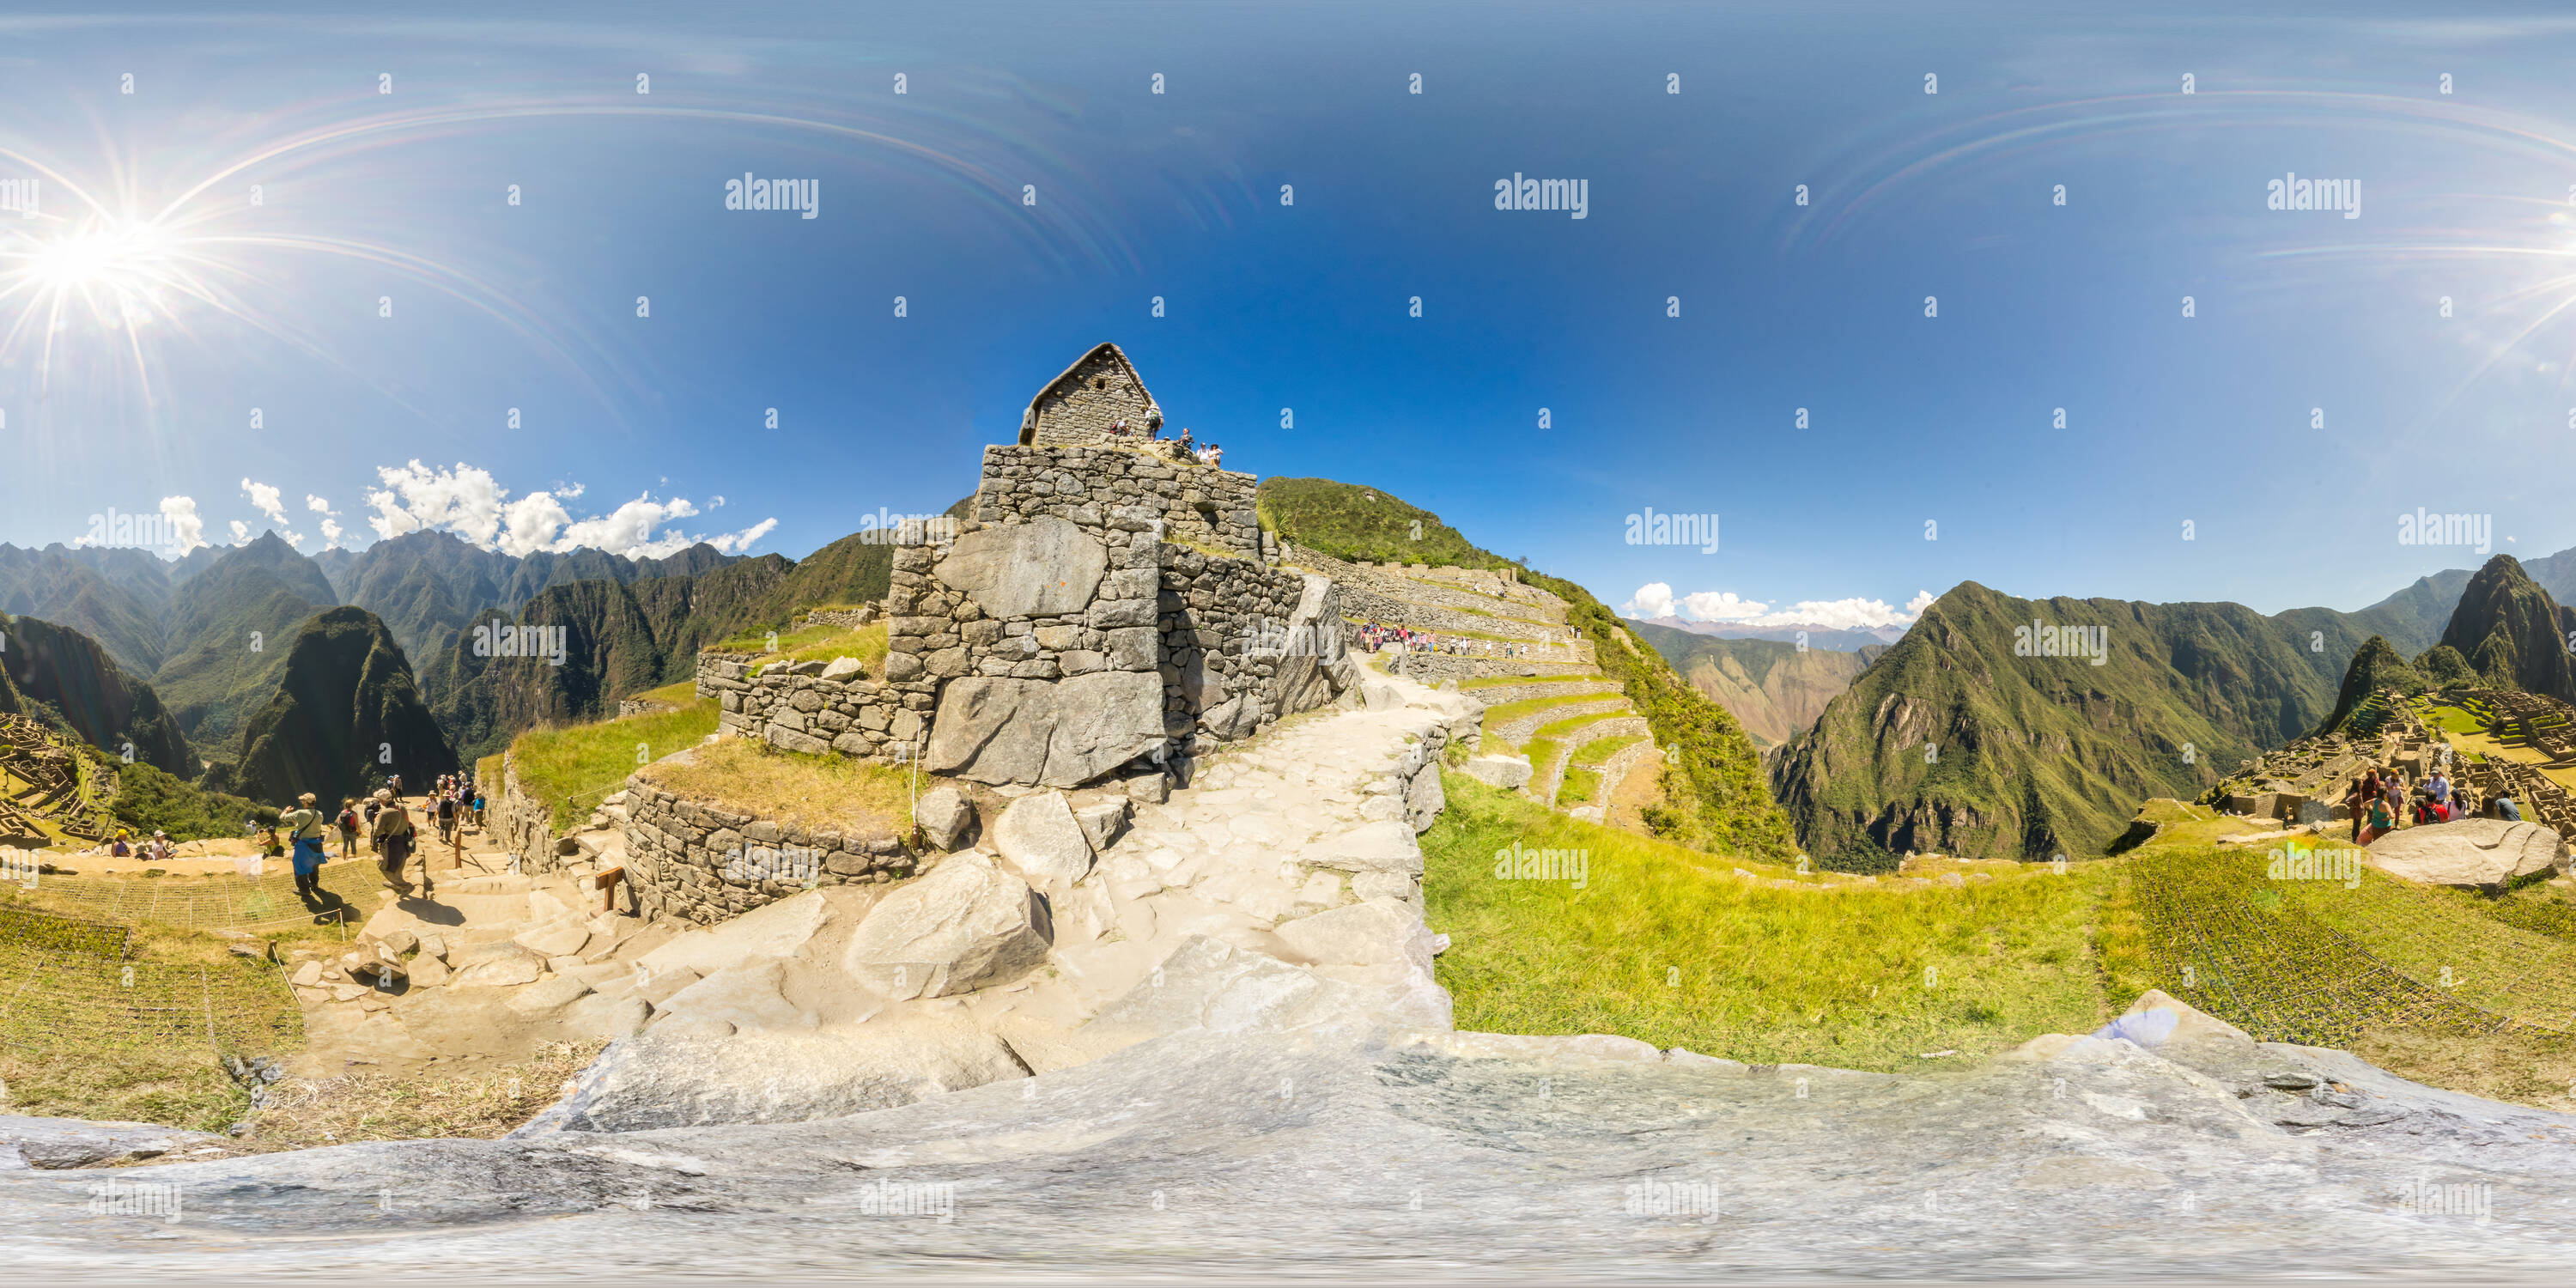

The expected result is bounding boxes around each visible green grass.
[713,622,889,677]
[1425,773,2116,1070]
[509,693,722,832]
[1532,708,1634,744]
[1255,476,1518,571]
[1571,734,1646,767]
[1557,767,1600,805]
[1479,694,1625,745]
[1460,673,1595,691]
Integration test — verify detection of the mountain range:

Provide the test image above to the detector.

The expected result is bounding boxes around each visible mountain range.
[1629,623,1881,750]
[1759,556,2554,867]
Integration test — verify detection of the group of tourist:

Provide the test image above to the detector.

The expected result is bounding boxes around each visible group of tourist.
[2347,760,2518,845]
[1103,417,1224,468]
[106,829,174,861]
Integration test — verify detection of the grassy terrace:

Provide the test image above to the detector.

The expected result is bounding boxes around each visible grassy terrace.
[634,737,914,839]
[1459,673,1595,690]
[1425,775,2115,1071]
[509,679,720,832]
[1478,693,1626,747]
[713,622,890,677]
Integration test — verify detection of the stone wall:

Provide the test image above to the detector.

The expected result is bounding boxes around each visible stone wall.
[700,651,928,763]
[975,444,1267,561]
[1158,547,1340,742]
[620,784,923,926]
[1374,649,1595,684]
[1296,545,1561,623]
[803,605,879,629]
[494,753,568,877]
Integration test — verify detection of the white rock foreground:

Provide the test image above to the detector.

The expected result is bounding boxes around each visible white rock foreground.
[7,674,2576,1275]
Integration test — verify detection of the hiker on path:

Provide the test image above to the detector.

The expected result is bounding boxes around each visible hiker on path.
[337,798,361,857]
[370,788,426,897]
[435,791,459,845]
[278,793,330,903]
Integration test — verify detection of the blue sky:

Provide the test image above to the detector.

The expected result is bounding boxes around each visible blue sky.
[7,2,2576,623]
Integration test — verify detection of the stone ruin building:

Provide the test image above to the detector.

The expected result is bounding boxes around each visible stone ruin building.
[1018,341,1163,447]
[703,343,1364,793]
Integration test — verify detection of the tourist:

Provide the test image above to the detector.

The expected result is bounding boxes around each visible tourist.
[2359,793,2394,845]
[370,788,424,897]
[435,791,459,845]
[278,792,330,903]
[471,788,486,828]
[2427,769,2451,809]
[337,798,361,857]
[1110,416,1129,437]
[1207,443,1223,469]
[1176,428,1194,459]
[258,823,283,864]
[2348,771,2379,841]
[111,829,131,858]
[2495,794,2523,822]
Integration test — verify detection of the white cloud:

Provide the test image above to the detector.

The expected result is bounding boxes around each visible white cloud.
[1620,582,1676,619]
[159,496,207,556]
[241,478,289,526]
[228,519,251,545]
[306,494,337,516]
[319,519,345,549]
[1622,584,1941,630]
[361,459,775,560]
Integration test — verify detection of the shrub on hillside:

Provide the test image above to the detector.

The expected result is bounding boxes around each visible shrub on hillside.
[110,760,276,841]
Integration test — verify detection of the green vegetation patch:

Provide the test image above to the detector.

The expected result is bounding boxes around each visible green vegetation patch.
[109,760,278,841]
[1571,734,1646,767]
[635,736,914,839]
[1460,673,1595,691]
[510,695,721,833]
[1255,477,1516,570]
[1557,767,1600,805]
[1424,774,2111,1070]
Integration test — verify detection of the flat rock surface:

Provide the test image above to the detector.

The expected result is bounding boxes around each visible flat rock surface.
[6,1019,2576,1279]
[2366,818,2568,889]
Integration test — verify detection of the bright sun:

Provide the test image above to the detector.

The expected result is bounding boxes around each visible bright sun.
[22,217,179,295]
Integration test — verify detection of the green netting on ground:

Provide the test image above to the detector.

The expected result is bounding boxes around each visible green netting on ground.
[0,942,303,1057]
[33,860,377,932]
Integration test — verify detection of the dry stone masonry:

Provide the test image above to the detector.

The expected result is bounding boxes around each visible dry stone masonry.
[622,783,923,925]
[975,444,1267,561]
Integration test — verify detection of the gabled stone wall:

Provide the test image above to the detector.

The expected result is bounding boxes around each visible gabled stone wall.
[975,444,1266,561]
[1024,345,1161,447]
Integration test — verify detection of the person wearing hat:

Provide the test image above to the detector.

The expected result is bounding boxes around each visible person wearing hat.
[277,793,330,902]
[370,787,425,896]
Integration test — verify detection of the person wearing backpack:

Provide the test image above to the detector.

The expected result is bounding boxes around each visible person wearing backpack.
[337,798,361,858]
[370,788,425,897]
[277,793,330,903]
[435,792,458,845]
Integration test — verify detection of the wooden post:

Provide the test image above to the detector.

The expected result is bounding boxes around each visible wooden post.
[593,866,627,915]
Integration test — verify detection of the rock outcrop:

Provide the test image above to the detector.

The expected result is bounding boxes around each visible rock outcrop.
[2365,818,2569,892]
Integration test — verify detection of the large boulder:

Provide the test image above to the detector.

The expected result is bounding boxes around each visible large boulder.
[1198,693,1264,742]
[1042,670,1166,786]
[932,516,1108,619]
[1404,763,1445,832]
[994,792,1096,884]
[924,678,1056,785]
[914,784,975,851]
[1460,755,1533,791]
[926,671,1166,787]
[513,1012,1030,1133]
[2365,818,2568,892]
[841,853,1050,999]
[1266,654,1334,717]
